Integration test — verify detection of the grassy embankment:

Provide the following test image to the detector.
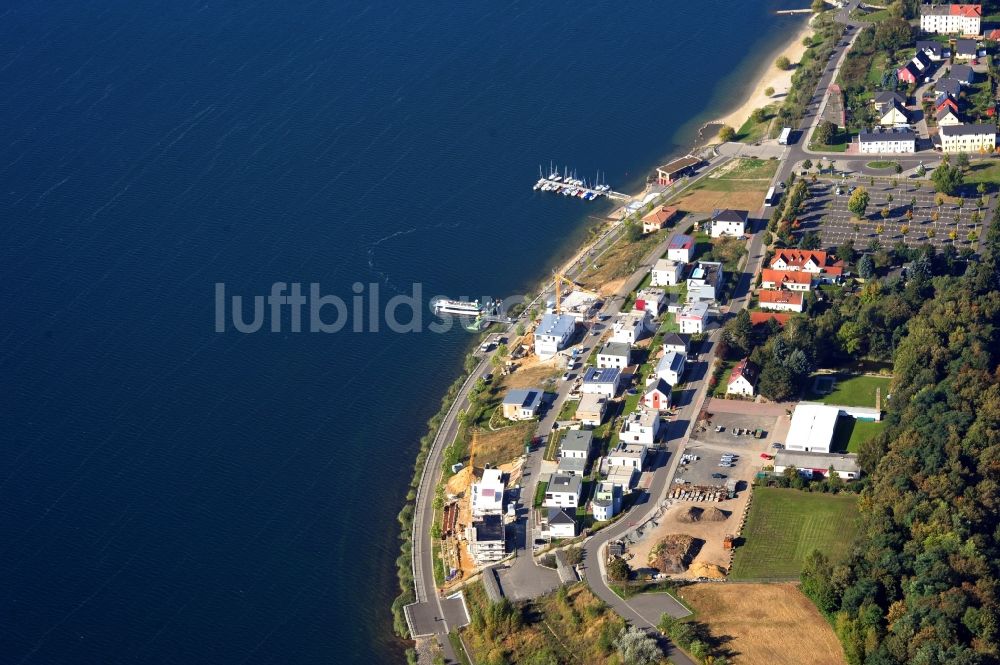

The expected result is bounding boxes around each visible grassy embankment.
[459,581,627,665]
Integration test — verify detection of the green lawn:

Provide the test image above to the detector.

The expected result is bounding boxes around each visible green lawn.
[805,373,890,408]
[730,488,859,580]
[735,106,778,144]
[831,417,886,453]
[690,158,779,192]
[865,160,899,170]
[963,161,1000,194]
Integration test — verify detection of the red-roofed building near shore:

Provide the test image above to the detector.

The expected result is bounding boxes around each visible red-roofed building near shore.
[750,311,792,327]
[920,4,981,35]
[769,249,844,283]
[758,289,805,313]
[727,359,760,397]
[641,205,678,234]
[988,28,1000,41]
[761,268,813,291]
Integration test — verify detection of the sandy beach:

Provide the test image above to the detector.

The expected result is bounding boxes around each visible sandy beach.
[712,19,815,132]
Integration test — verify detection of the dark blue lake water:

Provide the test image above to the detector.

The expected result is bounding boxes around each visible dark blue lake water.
[0,1,804,662]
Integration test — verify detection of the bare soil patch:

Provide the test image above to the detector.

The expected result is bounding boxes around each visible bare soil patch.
[671,189,766,214]
[679,583,847,665]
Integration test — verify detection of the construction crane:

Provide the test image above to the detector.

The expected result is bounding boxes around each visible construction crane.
[552,271,599,315]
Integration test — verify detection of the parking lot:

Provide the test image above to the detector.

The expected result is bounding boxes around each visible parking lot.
[677,412,782,488]
[793,176,991,250]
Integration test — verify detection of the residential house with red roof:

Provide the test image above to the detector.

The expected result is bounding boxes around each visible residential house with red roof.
[750,312,792,327]
[641,205,678,234]
[919,4,981,35]
[770,249,844,282]
[758,289,805,313]
[727,359,759,397]
[761,268,813,291]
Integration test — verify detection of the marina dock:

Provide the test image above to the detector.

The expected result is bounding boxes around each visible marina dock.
[532,166,629,201]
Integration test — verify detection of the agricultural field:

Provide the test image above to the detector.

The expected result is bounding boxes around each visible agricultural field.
[730,488,858,580]
[805,373,890,409]
[679,583,847,665]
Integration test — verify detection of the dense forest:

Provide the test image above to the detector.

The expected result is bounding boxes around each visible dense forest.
[800,207,1000,664]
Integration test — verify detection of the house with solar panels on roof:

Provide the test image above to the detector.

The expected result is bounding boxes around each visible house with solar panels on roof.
[581,367,621,399]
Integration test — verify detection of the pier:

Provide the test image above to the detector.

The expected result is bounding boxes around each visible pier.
[532,176,629,202]
[776,8,813,14]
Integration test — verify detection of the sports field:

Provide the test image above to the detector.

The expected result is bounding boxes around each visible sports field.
[730,488,858,580]
[806,373,890,408]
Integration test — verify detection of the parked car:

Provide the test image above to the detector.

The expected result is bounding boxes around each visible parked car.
[760,453,773,460]
[772,442,783,449]
[711,473,727,479]
[562,372,571,381]
[715,425,724,433]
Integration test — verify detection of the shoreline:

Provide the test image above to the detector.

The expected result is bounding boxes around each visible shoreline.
[392,12,820,657]
[709,18,815,133]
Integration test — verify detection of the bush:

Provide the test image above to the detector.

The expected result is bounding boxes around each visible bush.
[718,125,736,142]
[776,55,791,70]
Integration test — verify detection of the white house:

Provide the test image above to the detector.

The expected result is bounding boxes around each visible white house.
[686,261,722,302]
[954,37,980,60]
[581,367,621,399]
[916,40,950,61]
[471,468,505,517]
[543,473,582,508]
[939,123,997,153]
[642,378,673,412]
[534,312,576,359]
[543,508,577,539]
[634,287,667,317]
[557,455,587,477]
[666,234,695,263]
[661,332,689,355]
[710,209,748,238]
[859,127,916,154]
[560,429,593,460]
[655,350,686,385]
[726,359,759,397]
[936,106,962,126]
[576,393,607,427]
[758,289,805,313]
[677,302,709,334]
[597,342,632,369]
[607,443,646,470]
[611,310,652,344]
[468,515,505,565]
[773,450,861,480]
[919,4,981,35]
[878,103,909,127]
[502,388,543,421]
[606,465,637,490]
[619,408,660,447]
[651,258,684,287]
[592,481,623,521]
